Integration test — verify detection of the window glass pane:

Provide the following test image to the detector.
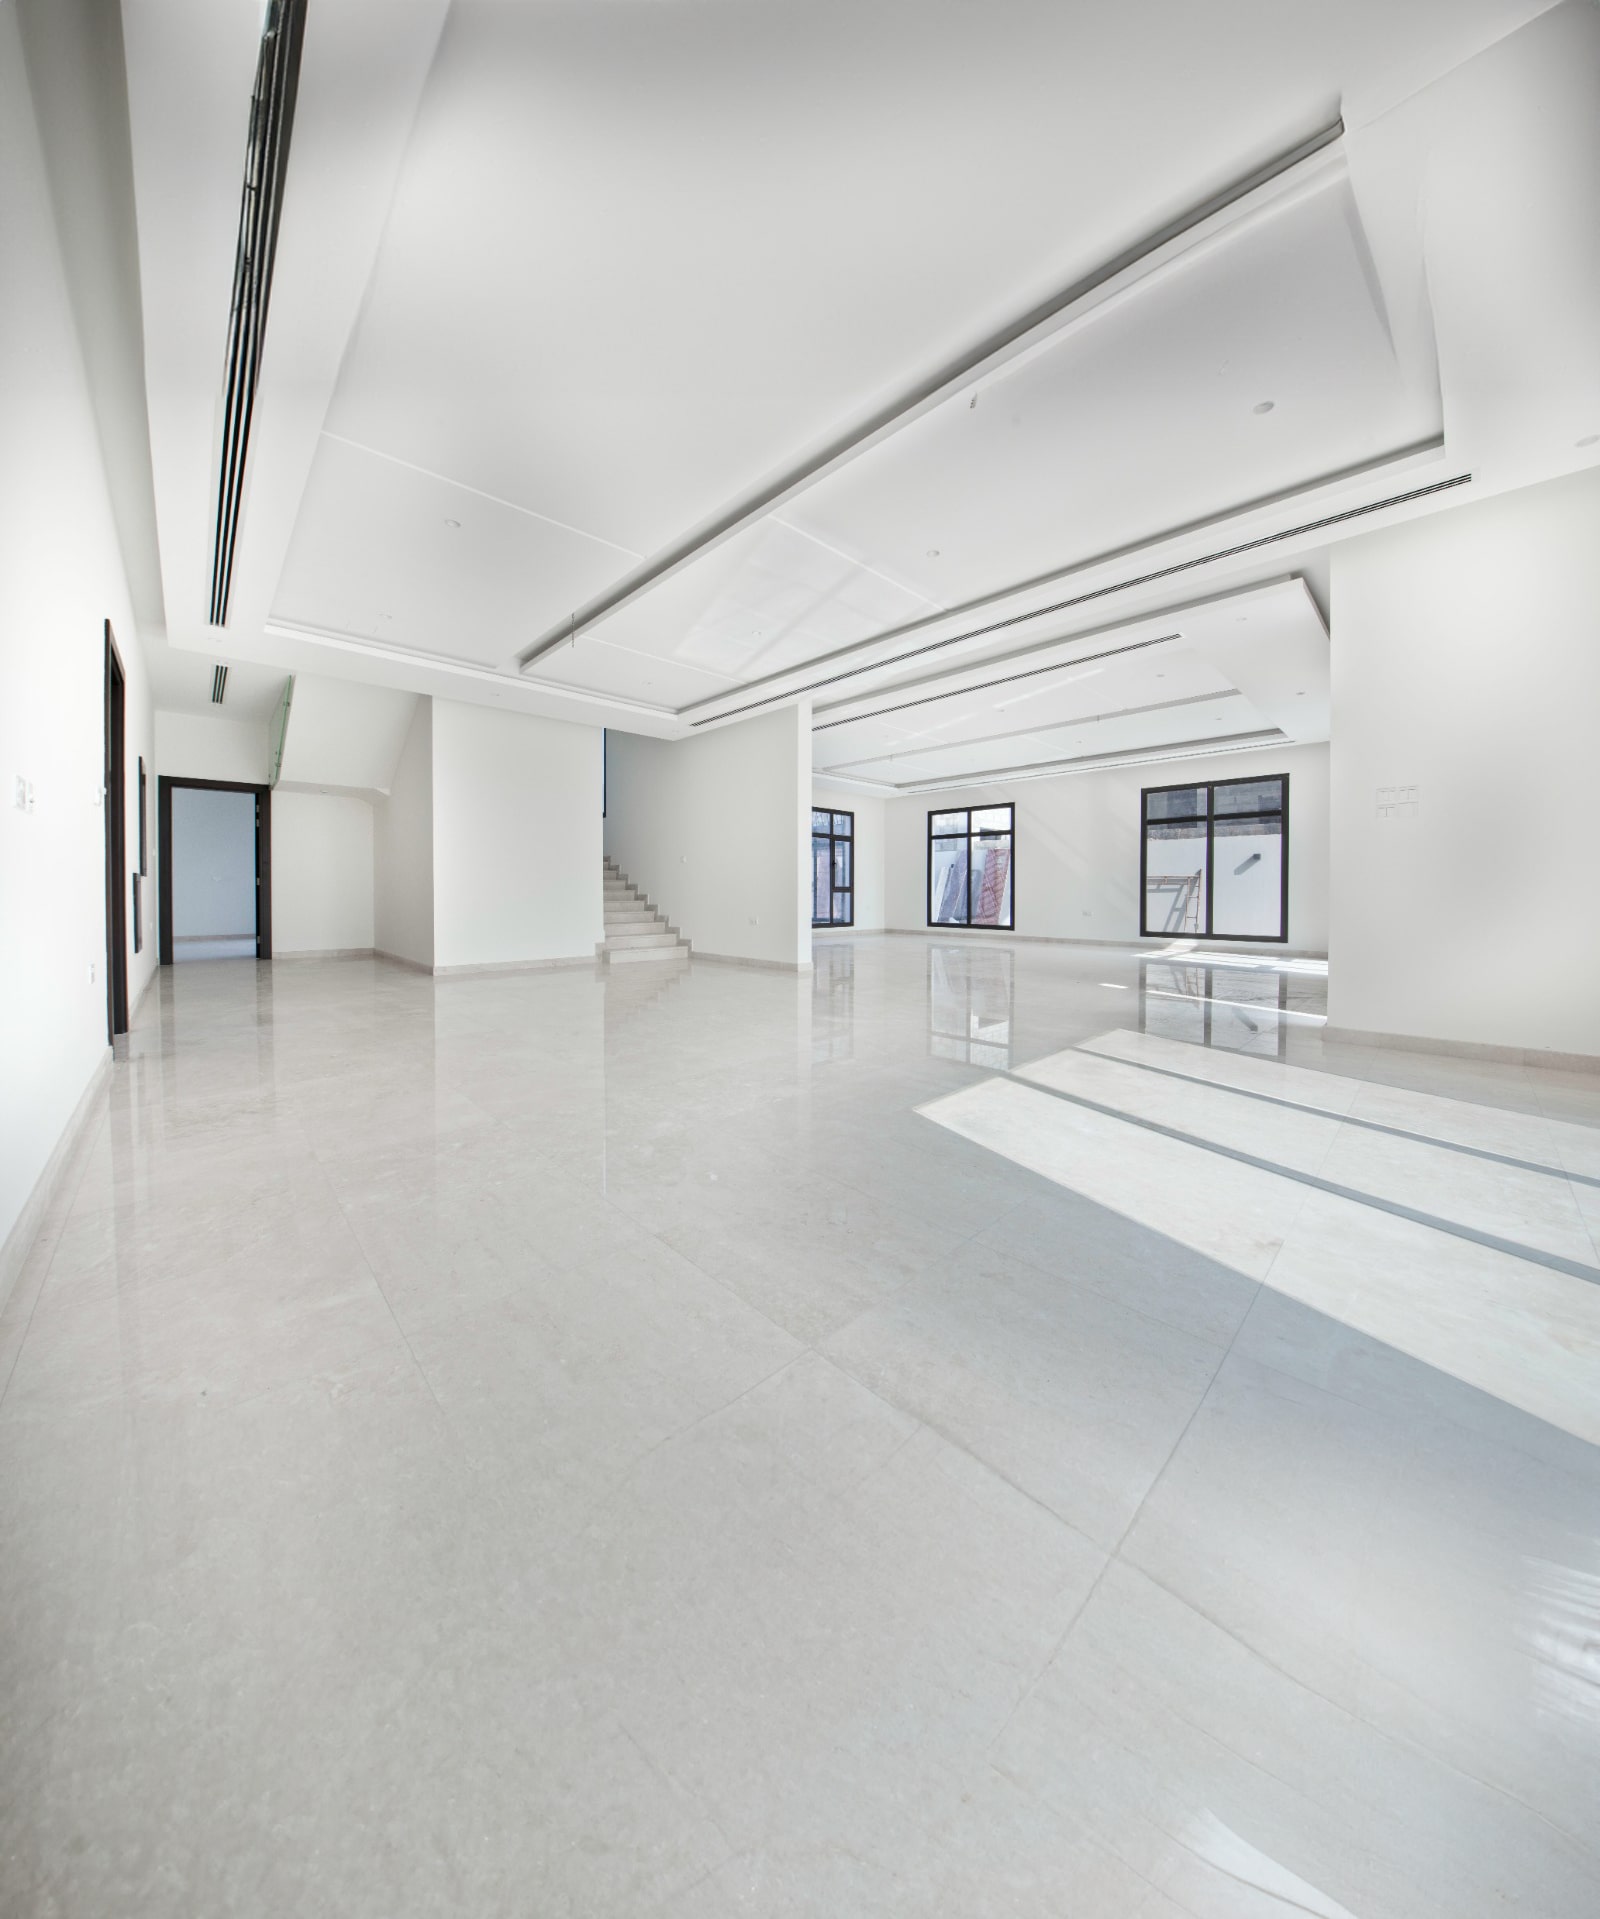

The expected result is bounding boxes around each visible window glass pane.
[812,809,832,834]
[832,892,852,925]
[833,841,852,889]
[930,838,969,923]
[1144,786,1206,821]
[1214,777,1285,817]
[969,837,1013,927]
[1144,821,1208,934]
[1211,815,1284,937]
[812,836,830,923]
[833,813,853,837]
[930,810,967,837]
[970,805,1011,835]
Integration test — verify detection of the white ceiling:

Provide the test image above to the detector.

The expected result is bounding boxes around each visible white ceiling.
[811,577,1328,793]
[117,0,1600,783]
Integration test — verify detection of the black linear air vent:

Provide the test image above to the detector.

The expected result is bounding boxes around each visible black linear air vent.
[208,0,308,627]
[211,664,229,704]
[691,471,1472,729]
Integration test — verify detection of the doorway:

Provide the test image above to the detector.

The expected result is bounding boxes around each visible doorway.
[157,777,272,963]
[103,623,128,1038]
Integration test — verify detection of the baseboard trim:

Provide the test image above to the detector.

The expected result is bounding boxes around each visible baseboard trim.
[273,947,378,961]
[1321,1025,1600,1075]
[881,928,1328,960]
[432,955,596,979]
[692,951,813,973]
[0,1048,111,1319]
[373,949,434,975]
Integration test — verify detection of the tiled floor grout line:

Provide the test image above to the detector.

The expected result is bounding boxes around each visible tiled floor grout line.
[998,1070,1600,1287]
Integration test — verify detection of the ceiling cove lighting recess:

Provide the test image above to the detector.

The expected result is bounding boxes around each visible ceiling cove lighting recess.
[695,473,1469,728]
[813,634,1176,732]
[211,665,229,705]
[881,729,1286,794]
[208,0,307,627]
[519,120,1346,672]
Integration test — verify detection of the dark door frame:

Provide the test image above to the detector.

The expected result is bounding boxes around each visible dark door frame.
[157,776,273,965]
[103,622,128,1038]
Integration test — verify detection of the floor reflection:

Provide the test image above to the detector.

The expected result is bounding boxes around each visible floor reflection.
[1139,954,1327,1058]
[812,941,855,1064]
[929,944,1014,1069]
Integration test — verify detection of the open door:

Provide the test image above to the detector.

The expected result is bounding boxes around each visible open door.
[103,622,128,1038]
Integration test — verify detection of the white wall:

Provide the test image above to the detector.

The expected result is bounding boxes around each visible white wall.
[275,675,417,795]
[374,696,434,968]
[431,701,603,970]
[0,5,155,1278]
[606,706,811,968]
[155,708,268,784]
[272,790,375,956]
[1328,467,1600,1058]
[812,782,886,932]
[882,742,1330,952]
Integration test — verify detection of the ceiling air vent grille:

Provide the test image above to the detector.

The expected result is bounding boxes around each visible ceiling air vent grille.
[208,0,307,627]
[211,664,229,705]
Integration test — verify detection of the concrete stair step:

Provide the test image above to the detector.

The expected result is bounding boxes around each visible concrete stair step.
[606,941,690,966]
[606,916,665,933]
[606,930,683,950]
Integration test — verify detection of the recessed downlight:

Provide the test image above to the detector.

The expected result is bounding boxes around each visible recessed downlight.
[444,517,461,529]
[927,548,941,559]
[1253,400,1276,415]
[1578,433,1600,449]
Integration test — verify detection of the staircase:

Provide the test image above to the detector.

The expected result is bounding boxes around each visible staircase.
[600,858,691,965]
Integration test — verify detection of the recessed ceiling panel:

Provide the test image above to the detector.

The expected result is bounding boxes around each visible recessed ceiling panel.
[560,165,1430,702]
[790,169,1439,614]
[810,577,1326,790]
[525,640,740,710]
[271,434,636,667]
[578,516,942,684]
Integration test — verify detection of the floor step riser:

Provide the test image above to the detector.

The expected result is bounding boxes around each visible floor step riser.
[606,945,690,965]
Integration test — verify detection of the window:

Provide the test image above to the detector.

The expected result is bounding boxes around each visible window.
[928,804,1013,929]
[812,809,853,926]
[1141,774,1287,942]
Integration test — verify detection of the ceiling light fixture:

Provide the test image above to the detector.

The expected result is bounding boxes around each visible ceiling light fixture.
[927,549,941,559]
[444,518,461,529]
[1578,433,1600,448]
[1253,400,1276,415]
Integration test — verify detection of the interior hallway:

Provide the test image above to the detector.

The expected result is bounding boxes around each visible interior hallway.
[2,943,1597,1916]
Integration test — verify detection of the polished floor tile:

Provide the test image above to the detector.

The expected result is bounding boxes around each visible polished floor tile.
[2,942,1598,1916]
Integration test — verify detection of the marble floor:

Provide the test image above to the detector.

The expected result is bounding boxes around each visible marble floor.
[2,937,1598,1917]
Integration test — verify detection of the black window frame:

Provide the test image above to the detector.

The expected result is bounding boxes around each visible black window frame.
[812,807,855,928]
[1139,773,1288,943]
[926,803,1015,931]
